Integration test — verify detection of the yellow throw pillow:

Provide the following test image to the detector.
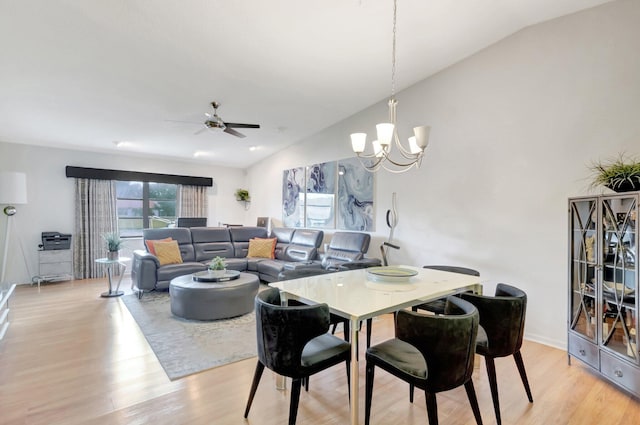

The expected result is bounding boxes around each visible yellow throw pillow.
[153,240,184,266]
[145,237,173,255]
[247,238,277,259]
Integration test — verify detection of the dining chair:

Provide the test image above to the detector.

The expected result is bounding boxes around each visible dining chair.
[244,287,351,425]
[412,265,480,314]
[365,296,483,425]
[459,283,533,425]
[277,265,374,348]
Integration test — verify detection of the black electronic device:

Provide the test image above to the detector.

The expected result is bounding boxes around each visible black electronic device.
[176,217,207,228]
[41,232,72,250]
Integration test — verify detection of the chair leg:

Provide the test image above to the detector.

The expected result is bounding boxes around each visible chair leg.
[485,356,501,425]
[345,359,351,401]
[244,361,265,418]
[364,362,375,425]
[513,350,533,402]
[366,318,372,348]
[464,380,483,425]
[289,378,303,425]
[425,391,438,425]
[409,383,414,403]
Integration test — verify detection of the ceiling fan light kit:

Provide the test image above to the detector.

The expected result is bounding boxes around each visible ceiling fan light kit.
[350,0,431,174]
[197,101,260,138]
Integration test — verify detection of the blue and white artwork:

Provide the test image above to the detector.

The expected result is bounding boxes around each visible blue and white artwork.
[282,167,305,227]
[305,161,336,228]
[337,157,375,231]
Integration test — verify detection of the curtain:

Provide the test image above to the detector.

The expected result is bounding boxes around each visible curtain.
[179,185,208,218]
[74,179,117,279]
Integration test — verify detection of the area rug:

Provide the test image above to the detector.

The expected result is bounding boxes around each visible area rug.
[121,291,257,380]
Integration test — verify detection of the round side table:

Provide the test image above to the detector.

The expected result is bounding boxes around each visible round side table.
[95,257,129,297]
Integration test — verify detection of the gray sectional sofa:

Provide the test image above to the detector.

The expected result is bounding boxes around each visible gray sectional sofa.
[131,226,324,296]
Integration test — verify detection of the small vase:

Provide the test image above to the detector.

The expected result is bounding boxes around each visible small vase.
[107,251,119,261]
[213,269,226,277]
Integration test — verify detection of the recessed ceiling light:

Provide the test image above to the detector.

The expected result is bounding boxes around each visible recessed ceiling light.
[249,146,257,151]
[193,151,212,158]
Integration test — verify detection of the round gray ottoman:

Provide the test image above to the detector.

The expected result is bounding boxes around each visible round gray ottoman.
[169,272,260,320]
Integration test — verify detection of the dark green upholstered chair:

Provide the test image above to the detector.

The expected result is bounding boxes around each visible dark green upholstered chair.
[459,283,533,425]
[365,297,483,425]
[244,287,351,425]
[412,265,480,314]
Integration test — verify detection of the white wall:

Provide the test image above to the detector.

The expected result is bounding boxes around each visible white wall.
[0,141,247,285]
[246,0,640,349]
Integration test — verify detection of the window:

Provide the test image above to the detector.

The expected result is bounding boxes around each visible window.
[116,181,177,237]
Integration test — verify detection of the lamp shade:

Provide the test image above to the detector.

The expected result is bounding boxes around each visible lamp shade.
[376,123,394,146]
[350,133,367,153]
[0,171,28,205]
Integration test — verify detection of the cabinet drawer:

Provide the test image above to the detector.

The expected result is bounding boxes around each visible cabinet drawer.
[40,262,72,276]
[39,250,72,263]
[568,333,599,369]
[600,351,640,397]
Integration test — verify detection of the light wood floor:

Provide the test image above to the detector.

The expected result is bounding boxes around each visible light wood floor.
[1,278,640,425]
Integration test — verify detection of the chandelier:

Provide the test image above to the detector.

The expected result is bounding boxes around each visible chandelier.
[350,0,430,173]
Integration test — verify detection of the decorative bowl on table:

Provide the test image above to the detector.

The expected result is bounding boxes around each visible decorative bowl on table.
[366,267,418,283]
[193,270,241,282]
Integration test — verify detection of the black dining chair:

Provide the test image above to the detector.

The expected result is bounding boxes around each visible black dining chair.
[459,283,533,425]
[365,296,483,425]
[412,265,480,314]
[244,287,351,425]
[277,266,374,348]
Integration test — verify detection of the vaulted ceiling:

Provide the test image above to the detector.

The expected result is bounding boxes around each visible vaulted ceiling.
[0,0,613,168]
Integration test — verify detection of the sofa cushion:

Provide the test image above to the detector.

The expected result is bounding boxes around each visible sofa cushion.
[246,257,262,272]
[229,226,269,257]
[291,229,324,247]
[247,238,277,259]
[191,227,235,262]
[157,262,207,283]
[273,229,323,261]
[154,240,184,265]
[145,237,172,255]
[222,258,249,272]
[272,227,295,260]
[144,228,196,262]
[256,259,288,281]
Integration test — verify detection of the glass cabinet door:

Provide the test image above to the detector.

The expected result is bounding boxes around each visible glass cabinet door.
[569,198,598,341]
[601,195,638,362]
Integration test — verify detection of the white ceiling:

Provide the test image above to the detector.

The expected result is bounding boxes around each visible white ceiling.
[0,0,613,169]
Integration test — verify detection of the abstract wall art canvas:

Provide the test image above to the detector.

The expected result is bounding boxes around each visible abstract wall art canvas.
[282,167,305,227]
[337,157,375,231]
[305,161,336,228]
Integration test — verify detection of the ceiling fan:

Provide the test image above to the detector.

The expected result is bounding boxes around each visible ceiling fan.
[196,101,260,138]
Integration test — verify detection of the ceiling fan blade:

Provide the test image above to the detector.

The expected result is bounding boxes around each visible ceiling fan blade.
[194,126,208,135]
[224,122,260,129]
[223,127,246,138]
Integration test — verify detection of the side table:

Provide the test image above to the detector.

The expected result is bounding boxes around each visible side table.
[95,257,129,298]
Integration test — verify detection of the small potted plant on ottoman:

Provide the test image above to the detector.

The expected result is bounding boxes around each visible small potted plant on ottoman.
[209,256,227,277]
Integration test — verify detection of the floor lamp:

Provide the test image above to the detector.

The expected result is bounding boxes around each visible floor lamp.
[0,171,28,287]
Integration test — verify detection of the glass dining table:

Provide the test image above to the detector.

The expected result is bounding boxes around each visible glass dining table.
[270,265,483,425]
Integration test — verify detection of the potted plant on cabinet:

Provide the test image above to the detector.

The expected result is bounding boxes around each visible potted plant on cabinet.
[208,256,227,277]
[590,154,640,192]
[103,232,123,260]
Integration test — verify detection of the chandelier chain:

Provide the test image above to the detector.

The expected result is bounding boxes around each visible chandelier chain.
[391,0,397,99]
